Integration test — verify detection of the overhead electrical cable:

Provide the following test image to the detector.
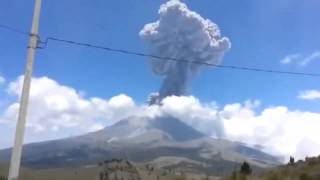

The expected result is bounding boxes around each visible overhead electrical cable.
[1,23,320,77]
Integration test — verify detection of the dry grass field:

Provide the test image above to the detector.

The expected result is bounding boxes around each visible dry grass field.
[0,161,218,180]
[1,155,320,180]
[223,156,320,180]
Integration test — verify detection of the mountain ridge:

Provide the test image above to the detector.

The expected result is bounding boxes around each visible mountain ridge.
[0,116,280,175]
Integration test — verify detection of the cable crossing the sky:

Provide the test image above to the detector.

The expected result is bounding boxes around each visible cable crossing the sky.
[1,23,320,77]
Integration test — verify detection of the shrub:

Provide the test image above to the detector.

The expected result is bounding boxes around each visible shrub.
[289,156,295,165]
[240,161,252,175]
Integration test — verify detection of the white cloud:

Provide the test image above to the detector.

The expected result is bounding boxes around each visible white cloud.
[221,105,320,161]
[280,54,301,64]
[159,96,320,161]
[146,96,320,161]
[280,51,320,66]
[300,51,320,66]
[298,90,320,100]
[1,76,138,144]
[0,75,5,85]
[160,96,223,137]
[1,76,320,162]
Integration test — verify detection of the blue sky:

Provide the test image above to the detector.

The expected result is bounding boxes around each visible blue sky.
[0,0,320,157]
[0,0,319,110]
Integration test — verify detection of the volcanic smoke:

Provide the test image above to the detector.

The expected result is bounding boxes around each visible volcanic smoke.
[140,0,231,104]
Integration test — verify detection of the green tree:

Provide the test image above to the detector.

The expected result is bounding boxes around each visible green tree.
[240,161,252,175]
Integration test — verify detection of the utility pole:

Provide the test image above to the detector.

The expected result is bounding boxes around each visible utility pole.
[8,0,42,180]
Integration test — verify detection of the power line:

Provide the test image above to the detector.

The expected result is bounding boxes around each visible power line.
[1,23,320,77]
[41,37,320,77]
[0,24,29,36]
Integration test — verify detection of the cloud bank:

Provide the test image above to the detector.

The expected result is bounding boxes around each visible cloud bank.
[1,76,320,162]
[298,90,320,100]
[140,0,230,103]
[2,76,136,136]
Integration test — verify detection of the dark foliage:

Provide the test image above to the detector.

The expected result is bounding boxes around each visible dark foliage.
[240,161,252,175]
[289,156,295,165]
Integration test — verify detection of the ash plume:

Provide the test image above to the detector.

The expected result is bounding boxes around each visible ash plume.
[140,0,231,104]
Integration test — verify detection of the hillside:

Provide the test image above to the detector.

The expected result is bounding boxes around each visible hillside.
[0,161,214,180]
[0,161,35,180]
[223,155,320,180]
[0,116,280,175]
[1,156,319,180]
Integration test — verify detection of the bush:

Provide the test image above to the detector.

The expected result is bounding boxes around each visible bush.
[0,176,7,180]
[240,161,252,175]
[289,156,295,165]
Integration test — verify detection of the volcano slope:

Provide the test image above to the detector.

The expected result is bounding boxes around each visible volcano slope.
[0,116,280,175]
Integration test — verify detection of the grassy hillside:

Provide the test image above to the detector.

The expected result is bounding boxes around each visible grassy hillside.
[1,155,319,180]
[0,161,213,180]
[224,156,320,180]
[0,162,35,180]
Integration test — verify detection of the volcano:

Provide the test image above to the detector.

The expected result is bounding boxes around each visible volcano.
[0,116,280,175]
